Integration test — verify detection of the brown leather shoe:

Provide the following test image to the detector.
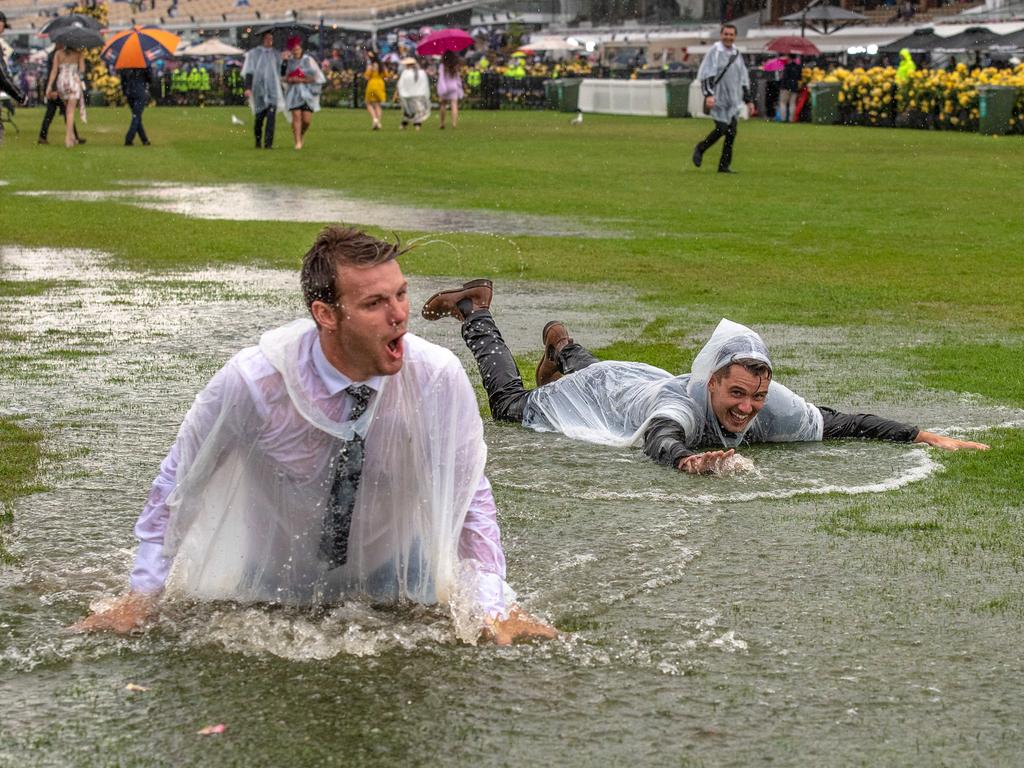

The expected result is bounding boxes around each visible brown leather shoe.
[535,321,571,386]
[421,279,493,321]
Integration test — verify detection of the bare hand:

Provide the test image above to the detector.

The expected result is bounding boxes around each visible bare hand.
[914,431,990,452]
[482,607,558,646]
[243,88,252,98]
[70,591,158,634]
[705,95,715,110]
[678,449,736,475]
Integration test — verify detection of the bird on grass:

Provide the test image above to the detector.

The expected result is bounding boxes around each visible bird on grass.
[570,110,583,125]
[230,114,245,126]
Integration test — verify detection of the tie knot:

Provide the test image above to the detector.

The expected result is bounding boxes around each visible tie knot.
[346,384,373,421]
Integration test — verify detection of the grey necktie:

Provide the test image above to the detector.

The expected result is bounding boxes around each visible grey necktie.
[320,384,373,568]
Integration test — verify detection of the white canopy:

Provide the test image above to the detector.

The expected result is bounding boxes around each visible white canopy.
[178,39,244,57]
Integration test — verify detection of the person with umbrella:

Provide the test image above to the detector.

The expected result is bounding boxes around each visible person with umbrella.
[241,30,285,149]
[437,50,464,130]
[281,35,324,150]
[692,23,752,174]
[37,41,84,146]
[44,35,86,148]
[119,61,152,146]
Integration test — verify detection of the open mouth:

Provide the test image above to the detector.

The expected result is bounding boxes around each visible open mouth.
[386,333,405,359]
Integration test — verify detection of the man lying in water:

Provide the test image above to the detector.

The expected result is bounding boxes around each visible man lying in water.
[422,280,989,474]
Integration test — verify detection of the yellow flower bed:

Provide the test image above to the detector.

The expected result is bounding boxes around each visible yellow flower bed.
[806,63,1024,132]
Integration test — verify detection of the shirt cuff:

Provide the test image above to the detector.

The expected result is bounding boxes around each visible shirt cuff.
[129,541,171,594]
[474,570,510,620]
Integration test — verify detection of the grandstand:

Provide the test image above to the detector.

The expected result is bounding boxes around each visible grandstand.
[1,0,476,34]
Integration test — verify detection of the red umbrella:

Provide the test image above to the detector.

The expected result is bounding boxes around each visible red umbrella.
[765,36,820,56]
[416,28,474,56]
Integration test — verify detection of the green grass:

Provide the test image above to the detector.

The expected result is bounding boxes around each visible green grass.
[0,418,46,561]
[1,106,1022,563]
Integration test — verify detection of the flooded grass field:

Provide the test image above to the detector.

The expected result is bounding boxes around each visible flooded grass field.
[2,243,1022,766]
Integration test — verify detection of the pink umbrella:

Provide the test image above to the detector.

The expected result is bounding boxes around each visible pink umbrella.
[763,57,787,72]
[416,28,474,56]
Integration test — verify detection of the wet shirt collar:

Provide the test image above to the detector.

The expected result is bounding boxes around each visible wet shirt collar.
[311,335,384,397]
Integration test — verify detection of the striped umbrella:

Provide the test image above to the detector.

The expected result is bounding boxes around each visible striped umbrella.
[102,25,181,69]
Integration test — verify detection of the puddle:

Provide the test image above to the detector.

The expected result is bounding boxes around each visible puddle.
[17,182,630,238]
[1,245,1022,766]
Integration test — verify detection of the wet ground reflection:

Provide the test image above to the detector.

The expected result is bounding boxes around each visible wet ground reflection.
[2,246,1022,765]
[17,182,628,237]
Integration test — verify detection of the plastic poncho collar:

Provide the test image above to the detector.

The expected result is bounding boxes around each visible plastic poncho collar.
[163,320,488,616]
[241,45,285,114]
[522,318,822,451]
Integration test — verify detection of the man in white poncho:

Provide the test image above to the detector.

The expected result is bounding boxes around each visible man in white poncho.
[75,228,556,645]
[241,31,285,150]
[692,24,751,174]
[423,281,989,474]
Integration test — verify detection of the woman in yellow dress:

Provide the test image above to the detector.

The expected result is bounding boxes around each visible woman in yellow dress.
[363,51,385,130]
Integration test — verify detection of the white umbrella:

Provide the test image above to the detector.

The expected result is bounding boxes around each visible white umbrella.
[518,36,581,53]
[177,39,244,57]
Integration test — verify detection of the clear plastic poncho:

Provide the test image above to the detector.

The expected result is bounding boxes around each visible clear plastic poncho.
[697,42,750,123]
[241,45,285,114]
[163,321,487,613]
[522,318,822,450]
[282,54,326,112]
[397,67,431,124]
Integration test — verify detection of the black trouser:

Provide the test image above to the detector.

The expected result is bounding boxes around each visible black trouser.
[39,98,80,142]
[696,117,738,171]
[255,106,276,148]
[125,93,149,145]
[462,309,600,423]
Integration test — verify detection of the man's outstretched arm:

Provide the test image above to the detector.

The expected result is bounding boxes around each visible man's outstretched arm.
[819,406,989,451]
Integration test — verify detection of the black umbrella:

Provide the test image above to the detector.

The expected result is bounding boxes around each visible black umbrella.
[41,14,103,36]
[250,23,317,50]
[780,2,867,35]
[933,27,1007,53]
[879,27,946,54]
[50,25,105,50]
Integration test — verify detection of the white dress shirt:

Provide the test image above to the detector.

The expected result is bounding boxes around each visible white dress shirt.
[130,326,509,617]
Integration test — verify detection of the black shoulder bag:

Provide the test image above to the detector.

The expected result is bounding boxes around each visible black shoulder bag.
[702,51,739,114]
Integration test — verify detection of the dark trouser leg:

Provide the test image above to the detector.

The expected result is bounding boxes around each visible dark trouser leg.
[254,107,265,146]
[718,117,737,171]
[263,107,276,148]
[126,96,146,144]
[696,120,726,155]
[461,309,533,423]
[558,343,599,375]
[39,99,61,140]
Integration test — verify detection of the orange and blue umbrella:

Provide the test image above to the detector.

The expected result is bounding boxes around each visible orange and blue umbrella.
[102,25,181,69]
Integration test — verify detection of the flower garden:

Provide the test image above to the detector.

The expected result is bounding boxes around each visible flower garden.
[807,63,1024,133]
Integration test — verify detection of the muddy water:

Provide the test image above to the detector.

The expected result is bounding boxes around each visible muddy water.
[17,183,627,238]
[1,247,1022,766]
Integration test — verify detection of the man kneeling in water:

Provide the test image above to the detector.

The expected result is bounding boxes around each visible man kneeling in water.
[422,280,989,474]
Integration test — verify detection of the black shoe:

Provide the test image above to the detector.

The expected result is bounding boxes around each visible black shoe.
[142,140,151,146]
[718,168,736,174]
[76,138,86,145]
[692,144,703,168]
[37,137,48,145]
[255,141,261,148]
[124,141,134,146]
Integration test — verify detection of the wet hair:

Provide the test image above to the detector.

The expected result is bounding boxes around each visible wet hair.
[441,50,459,76]
[712,357,772,383]
[720,23,737,33]
[301,226,404,315]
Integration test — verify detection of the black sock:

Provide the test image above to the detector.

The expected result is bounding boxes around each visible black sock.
[456,298,474,318]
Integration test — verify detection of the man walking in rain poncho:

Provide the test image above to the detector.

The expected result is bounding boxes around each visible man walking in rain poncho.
[74,227,556,646]
[693,24,751,174]
[423,281,989,474]
[242,31,285,149]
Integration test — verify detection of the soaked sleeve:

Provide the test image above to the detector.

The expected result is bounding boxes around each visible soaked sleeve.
[129,362,242,593]
[818,406,919,443]
[458,475,509,619]
[642,416,695,467]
